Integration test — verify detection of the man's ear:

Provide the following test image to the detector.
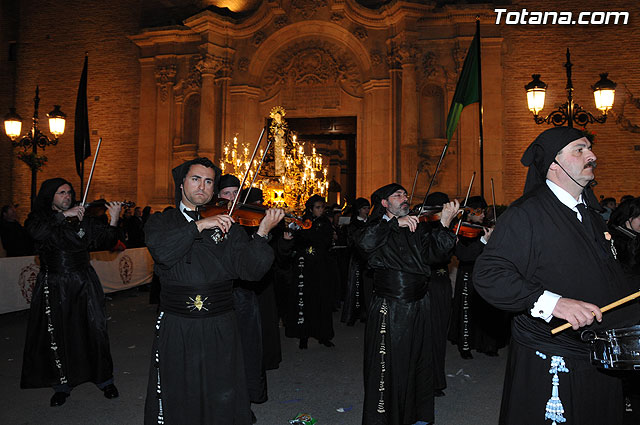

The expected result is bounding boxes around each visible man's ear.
[381,198,389,209]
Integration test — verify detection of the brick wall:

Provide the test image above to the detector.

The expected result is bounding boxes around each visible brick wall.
[3,0,142,219]
[498,0,640,202]
[1,0,639,219]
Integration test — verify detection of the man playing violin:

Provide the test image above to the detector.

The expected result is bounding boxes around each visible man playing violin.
[474,127,640,425]
[21,178,122,407]
[355,183,458,425]
[143,158,284,425]
[218,174,269,424]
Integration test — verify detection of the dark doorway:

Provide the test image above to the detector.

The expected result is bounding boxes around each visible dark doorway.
[286,116,356,206]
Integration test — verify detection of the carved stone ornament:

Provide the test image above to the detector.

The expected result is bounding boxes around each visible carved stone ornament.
[386,42,417,70]
[330,12,343,23]
[453,44,467,74]
[422,51,440,79]
[614,89,640,134]
[274,15,288,29]
[262,39,363,99]
[196,54,232,79]
[175,58,203,98]
[291,0,327,19]
[352,26,368,41]
[238,57,250,73]
[370,50,382,66]
[155,63,177,103]
[253,31,266,47]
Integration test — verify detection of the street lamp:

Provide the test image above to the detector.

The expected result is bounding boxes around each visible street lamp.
[3,86,66,208]
[525,49,616,128]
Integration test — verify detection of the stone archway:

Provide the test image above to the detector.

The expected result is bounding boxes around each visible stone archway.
[227,21,391,200]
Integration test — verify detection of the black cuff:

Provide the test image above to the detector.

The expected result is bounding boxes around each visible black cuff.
[252,231,272,243]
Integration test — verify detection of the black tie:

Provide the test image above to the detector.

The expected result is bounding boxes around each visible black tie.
[183,208,200,221]
[576,203,595,240]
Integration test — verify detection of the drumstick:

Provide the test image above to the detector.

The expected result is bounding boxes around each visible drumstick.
[551,290,640,335]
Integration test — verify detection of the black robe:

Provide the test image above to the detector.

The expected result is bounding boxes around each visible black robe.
[449,234,509,355]
[356,217,456,425]
[21,210,119,389]
[285,215,335,342]
[428,258,452,392]
[473,185,640,425]
[143,208,274,425]
[341,217,370,325]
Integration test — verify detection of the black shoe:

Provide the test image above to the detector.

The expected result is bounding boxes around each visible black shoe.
[102,384,119,399]
[251,409,257,424]
[319,339,335,348]
[484,350,499,357]
[50,392,70,407]
[434,389,446,397]
[460,350,473,359]
[299,338,308,349]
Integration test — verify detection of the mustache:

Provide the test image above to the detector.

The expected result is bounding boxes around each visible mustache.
[584,161,597,169]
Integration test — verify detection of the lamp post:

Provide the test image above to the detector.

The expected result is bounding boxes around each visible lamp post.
[525,49,616,128]
[3,86,66,209]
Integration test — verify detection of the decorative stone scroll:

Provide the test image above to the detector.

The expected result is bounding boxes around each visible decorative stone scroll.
[196,53,232,79]
[155,61,177,103]
[291,0,327,19]
[352,26,368,41]
[262,39,363,105]
[174,57,202,99]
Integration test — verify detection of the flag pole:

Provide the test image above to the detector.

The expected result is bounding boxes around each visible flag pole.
[476,17,485,199]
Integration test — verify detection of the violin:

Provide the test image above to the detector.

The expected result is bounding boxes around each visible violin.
[83,200,135,209]
[411,205,481,224]
[200,198,312,230]
[453,221,490,238]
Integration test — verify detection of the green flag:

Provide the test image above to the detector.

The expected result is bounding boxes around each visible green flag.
[445,30,480,143]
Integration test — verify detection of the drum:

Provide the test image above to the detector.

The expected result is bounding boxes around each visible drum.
[581,325,640,370]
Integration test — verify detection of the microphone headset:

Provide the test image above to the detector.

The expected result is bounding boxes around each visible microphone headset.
[552,159,597,189]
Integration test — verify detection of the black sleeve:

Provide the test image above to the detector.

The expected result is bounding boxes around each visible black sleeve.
[473,206,545,312]
[144,212,201,268]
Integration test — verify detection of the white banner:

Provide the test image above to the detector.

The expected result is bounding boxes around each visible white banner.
[0,247,154,315]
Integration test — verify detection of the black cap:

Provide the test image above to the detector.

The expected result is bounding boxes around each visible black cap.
[219,174,241,190]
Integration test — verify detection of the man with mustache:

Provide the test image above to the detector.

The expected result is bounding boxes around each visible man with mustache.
[143,158,284,425]
[21,178,122,406]
[474,127,640,425]
[355,183,459,425]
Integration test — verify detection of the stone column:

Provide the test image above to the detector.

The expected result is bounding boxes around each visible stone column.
[400,47,419,193]
[362,79,393,198]
[136,58,158,208]
[153,59,176,202]
[198,58,217,160]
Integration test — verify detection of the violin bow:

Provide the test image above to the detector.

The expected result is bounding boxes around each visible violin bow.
[229,126,266,217]
[490,177,497,225]
[81,137,102,207]
[408,168,420,206]
[418,143,449,215]
[455,171,476,236]
[241,131,273,206]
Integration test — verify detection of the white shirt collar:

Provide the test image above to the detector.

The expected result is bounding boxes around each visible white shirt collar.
[357,215,367,222]
[546,179,585,220]
[382,214,391,222]
[179,201,196,222]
